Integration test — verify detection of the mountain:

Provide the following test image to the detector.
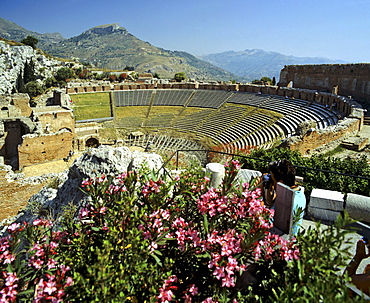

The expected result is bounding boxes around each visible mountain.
[0,17,64,48]
[41,23,238,80]
[199,49,344,82]
[0,18,239,81]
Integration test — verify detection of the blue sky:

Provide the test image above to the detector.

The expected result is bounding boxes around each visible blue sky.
[2,0,370,62]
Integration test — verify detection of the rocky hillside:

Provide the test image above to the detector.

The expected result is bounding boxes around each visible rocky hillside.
[200,49,343,82]
[0,40,67,94]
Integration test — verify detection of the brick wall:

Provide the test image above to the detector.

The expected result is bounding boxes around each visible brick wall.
[18,131,74,168]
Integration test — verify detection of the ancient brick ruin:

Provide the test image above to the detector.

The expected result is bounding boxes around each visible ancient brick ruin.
[0,92,74,170]
[278,64,370,106]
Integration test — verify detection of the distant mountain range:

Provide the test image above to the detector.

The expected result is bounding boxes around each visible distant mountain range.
[199,50,344,81]
[0,17,345,82]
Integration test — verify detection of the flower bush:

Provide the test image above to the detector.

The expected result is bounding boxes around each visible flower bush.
[0,160,360,302]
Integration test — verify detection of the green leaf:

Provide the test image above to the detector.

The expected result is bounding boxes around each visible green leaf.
[203,214,209,234]
[151,252,162,266]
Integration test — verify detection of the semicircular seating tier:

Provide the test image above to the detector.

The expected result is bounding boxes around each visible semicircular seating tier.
[113,89,341,152]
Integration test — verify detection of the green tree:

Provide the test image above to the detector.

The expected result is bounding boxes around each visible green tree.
[23,60,36,84]
[25,81,44,98]
[45,76,58,88]
[261,76,272,84]
[21,35,38,49]
[16,72,26,93]
[272,77,276,85]
[55,67,75,82]
[174,72,187,82]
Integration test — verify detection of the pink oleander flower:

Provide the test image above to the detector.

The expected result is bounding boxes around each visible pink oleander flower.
[33,219,53,227]
[1,251,15,264]
[157,275,178,302]
[79,207,89,219]
[47,258,57,269]
[6,223,20,233]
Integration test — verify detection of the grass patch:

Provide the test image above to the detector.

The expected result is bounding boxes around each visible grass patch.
[323,145,346,157]
[71,92,111,120]
[115,106,148,119]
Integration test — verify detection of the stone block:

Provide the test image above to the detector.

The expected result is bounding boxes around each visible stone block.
[308,206,342,222]
[235,169,261,185]
[205,163,225,189]
[346,193,370,223]
[310,188,344,211]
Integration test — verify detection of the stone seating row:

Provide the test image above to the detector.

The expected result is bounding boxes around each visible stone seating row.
[173,109,214,131]
[114,90,340,131]
[195,106,247,137]
[114,90,152,107]
[227,92,269,107]
[187,90,231,108]
[112,89,343,151]
[145,113,177,128]
[152,89,194,106]
[126,133,207,164]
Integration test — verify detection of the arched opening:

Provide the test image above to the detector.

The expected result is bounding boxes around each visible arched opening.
[86,137,99,148]
[59,127,72,133]
[287,81,294,88]
[1,107,9,118]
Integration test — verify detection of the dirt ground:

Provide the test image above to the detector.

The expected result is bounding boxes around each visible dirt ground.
[0,156,78,223]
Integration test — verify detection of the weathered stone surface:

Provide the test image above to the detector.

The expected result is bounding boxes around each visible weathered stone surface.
[18,131,74,169]
[307,206,342,222]
[129,150,164,172]
[310,188,344,211]
[205,163,225,188]
[278,64,370,105]
[346,193,370,223]
[71,145,132,180]
[296,121,317,135]
[235,169,261,184]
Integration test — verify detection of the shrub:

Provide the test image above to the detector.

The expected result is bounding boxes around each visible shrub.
[20,36,38,49]
[0,160,363,302]
[55,67,75,82]
[238,148,370,197]
[25,81,44,98]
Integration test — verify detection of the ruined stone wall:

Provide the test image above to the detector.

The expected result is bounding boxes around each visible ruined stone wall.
[278,64,370,106]
[283,118,361,155]
[36,110,75,133]
[18,131,74,169]
[11,94,32,117]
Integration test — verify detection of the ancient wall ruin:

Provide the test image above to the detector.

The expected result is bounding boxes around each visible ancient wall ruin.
[278,64,370,106]
[18,131,74,168]
[0,93,76,169]
[33,108,75,134]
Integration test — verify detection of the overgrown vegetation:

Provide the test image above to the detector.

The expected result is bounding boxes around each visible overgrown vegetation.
[238,147,370,197]
[0,161,363,302]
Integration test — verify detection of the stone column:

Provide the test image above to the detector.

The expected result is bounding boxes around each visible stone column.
[205,163,225,188]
